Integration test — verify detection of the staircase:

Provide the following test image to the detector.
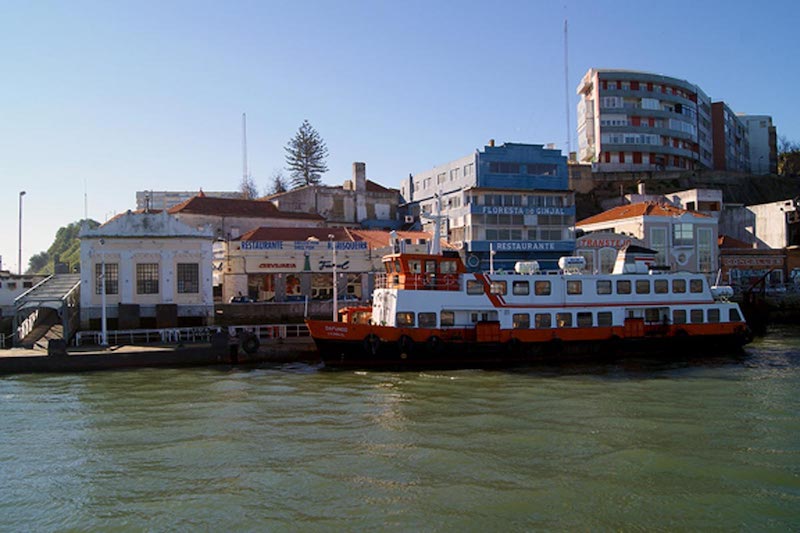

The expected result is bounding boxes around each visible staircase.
[14,274,81,348]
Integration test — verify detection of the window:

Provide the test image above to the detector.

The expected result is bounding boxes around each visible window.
[177,263,199,293]
[577,312,593,327]
[535,313,552,328]
[95,263,119,295]
[650,227,667,266]
[23,281,32,288]
[512,281,529,295]
[136,263,159,294]
[690,309,704,323]
[690,279,704,293]
[441,311,455,327]
[707,308,720,323]
[645,308,661,323]
[512,313,530,329]
[597,312,613,326]
[440,260,458,273]
[467,280,484,295]
[673,279,686,293]
[654,279,668,294]
[596,280,612,294]
[489,162,521,174]
[556,313,572,327]
[673,223,694,246]
[566,280,582,295]
[418,312,437,328]
[636,280,650,294]
[697,228,713,273]
[490,281,507,295]
[617,280,631,294]
[7,282,16,290]
[729,308,742,322]
[408,260,421,273]
[396,312,415,326]
[673,309,687,324]
[534,280,551,296]
[425,260,437,273]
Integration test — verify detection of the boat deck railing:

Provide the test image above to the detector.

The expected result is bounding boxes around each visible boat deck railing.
[74,323,310,347]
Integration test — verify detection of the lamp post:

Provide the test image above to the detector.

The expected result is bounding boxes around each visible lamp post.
[18,191,26,275]
[98,239,108,346]
[329,234,338,321]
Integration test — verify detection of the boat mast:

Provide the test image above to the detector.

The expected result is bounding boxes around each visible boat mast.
[422,193,445,255]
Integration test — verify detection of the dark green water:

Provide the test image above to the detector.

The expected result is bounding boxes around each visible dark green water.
[2,327,800,531]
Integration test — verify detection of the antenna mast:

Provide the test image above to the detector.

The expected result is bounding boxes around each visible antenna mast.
[564,18,571,156]
[242,113,248,182]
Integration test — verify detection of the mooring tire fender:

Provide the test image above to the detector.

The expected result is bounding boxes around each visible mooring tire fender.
[363,333,381,355]
[241,334,260,355]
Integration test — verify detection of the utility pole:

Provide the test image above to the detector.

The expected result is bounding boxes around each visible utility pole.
[18,191,26,275]
[564,18,571,156]
[242,113,248,183]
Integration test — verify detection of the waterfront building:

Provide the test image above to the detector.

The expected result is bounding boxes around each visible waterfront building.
[400,141,574,271]
[136,190,241,211]
[719,198,800,250]
[718,235,786,289]
[577,202,718,274]
[167,191,325,240]
[218,227,440,303]
[739,115,777,175]
[711,102,750,173]
[573,231,645,274]
[0,271,44,319]
[79,211,214,330]
[265,163,402,229]
[576,69,714,172]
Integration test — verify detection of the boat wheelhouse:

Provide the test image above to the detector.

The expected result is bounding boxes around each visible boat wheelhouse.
[306,246,752,369]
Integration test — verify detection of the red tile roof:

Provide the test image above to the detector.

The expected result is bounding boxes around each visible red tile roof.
[718,234,752,249]
[577,201,710,227]
[168,195,323,220]
[347,229,455,250]
[237,227,351,242]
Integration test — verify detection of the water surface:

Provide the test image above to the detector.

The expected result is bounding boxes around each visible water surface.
[2,327,799,530]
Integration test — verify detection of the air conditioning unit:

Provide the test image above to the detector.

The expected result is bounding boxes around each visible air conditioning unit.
[404,215,414,223]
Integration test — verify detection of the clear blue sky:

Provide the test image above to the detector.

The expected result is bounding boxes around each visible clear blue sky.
[1,0,797,273]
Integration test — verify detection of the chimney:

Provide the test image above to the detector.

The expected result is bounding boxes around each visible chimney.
[488,139,495,147]
[353,162,366,192]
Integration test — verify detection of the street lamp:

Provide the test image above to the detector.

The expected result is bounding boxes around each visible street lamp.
[18,191,25,275]
[328,234,338,321]
[98,238,108,346]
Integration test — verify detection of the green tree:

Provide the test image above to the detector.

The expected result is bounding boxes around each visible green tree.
[28,219,100,275]
[778,136,800,176]
[284,119,329,188]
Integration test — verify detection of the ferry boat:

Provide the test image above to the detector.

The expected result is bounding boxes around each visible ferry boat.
[306,245,752,369]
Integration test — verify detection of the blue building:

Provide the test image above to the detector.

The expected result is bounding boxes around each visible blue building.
[401,142,575,271]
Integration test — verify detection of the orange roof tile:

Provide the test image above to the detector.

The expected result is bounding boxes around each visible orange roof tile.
[168,195,323,220]
[237,227,351,242]
[577,201,710,227]
[347,229,455,250]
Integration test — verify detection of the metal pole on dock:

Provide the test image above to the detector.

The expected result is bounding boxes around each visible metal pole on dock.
[329,234,338,322]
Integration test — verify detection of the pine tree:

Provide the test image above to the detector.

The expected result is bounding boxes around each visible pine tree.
[284,120,329,188]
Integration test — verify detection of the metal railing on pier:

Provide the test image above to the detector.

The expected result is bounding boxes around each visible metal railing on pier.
[73,323,310,347]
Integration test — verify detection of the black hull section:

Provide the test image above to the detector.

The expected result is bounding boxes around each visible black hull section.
[313,334,750,370]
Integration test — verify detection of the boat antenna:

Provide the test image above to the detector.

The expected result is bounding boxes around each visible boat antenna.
[421,192,444,255]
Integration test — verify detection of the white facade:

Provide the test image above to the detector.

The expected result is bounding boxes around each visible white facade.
[79,212,214,329]
[136,190,241,210]
[739,115,776,175]
[0,272,45,318]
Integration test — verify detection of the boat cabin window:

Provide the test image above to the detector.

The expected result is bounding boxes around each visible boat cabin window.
[644,308,661,323]
[556,312,572,327]
[707,308,720,323]
[396,312,415,326]
[617,280,632,294]
[729,308,742,322]
[535,313,552,328]
[654,280,668,294]
[673,309,687,324]
[467,280,484,295]
[636,280,650,294]
[596,280,612,295]
[690,309,704,323]
[490,281,507,295]
[471,312,492,323]
[512,313,530,329]
[597,311,613,326]
[535,280,551,296]
[690,279,704,293]
[577,312,593,327]
[425,260,437,273]
[440,260,458,273]
[408,260,422,274]
[418,312,437,327]
[513,281,530,295]
[567,280,582,295]
[440,311,455,326]
[672,279,686,293]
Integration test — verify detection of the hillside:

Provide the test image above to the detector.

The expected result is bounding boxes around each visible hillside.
[28,219,100,275]
[576,173,800,221]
